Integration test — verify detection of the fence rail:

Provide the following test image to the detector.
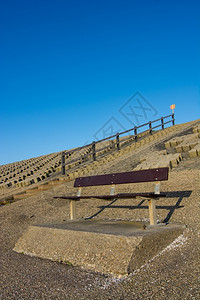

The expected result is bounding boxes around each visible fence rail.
[61,113,175,175]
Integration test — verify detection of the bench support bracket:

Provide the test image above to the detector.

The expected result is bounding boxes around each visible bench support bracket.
[110,185,115,195]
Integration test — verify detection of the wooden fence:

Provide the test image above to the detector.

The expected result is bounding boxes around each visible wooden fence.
[61,113,175,175]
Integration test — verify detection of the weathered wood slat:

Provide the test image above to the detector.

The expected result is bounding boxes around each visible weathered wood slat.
[74,168,169,187]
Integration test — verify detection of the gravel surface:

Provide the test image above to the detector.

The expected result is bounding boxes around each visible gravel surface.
[0,122,200,299]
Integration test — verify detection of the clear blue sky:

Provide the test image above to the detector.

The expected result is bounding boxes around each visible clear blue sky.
[0,0,199,165]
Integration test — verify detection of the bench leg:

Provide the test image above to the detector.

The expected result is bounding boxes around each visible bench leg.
[70,200,76,220]
[148,199,157,225]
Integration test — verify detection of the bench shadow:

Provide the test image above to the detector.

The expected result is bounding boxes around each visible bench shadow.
[85,190,192,223]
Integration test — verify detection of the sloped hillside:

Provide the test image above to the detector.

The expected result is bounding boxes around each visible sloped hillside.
[0,118,199,299]
[1,119,199,205]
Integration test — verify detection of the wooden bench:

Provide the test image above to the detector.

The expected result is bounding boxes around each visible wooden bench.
[55,167,169,225]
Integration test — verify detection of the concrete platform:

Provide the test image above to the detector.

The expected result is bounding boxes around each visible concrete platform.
[13,220,184,276]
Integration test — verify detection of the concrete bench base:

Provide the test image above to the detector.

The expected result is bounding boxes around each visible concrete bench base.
[13,220,184,276]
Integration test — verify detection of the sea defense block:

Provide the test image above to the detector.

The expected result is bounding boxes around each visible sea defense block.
[189,149,198,158]
[182,144,190,152]
[164,141,171,149]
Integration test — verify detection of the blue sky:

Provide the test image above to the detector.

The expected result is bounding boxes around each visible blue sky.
[0,0,199,165]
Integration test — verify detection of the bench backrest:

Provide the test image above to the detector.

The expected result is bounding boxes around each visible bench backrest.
[74,167,169,187]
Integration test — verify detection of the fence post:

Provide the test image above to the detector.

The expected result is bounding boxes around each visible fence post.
[172,113,175,126]
[161,117,164,130]
[116,133,120,150]
[61,152,66,175]
[134,126,138,141]
[92,141,96,161]
[149,121,152,134]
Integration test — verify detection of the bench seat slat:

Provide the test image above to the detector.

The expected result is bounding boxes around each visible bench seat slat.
[54,192,166,201]
[74,168,169,187]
